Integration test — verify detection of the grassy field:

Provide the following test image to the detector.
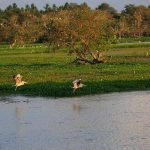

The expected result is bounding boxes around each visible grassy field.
[0,43,150,97]
[118,37,150,43]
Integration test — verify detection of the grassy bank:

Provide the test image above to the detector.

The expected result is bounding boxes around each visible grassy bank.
[0,44,150,97]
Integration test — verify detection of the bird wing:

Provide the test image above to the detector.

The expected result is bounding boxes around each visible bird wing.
[77,80,80,86]
[73,82,78,89]
[16,74,22,79]
[72,79,81,84]
[14,74,22,85]
[72,79,82,89]
[15,78,21,85]
[72,79,78,84]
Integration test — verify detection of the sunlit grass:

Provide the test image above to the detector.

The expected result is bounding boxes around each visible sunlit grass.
[112,42,150,48]
[0,44,150,97]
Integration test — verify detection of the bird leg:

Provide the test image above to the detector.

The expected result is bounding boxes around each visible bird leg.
[73,88,76,93]
[15,86,18,91]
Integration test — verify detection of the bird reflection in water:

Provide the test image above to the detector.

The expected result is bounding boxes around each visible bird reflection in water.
[73,102,83,114]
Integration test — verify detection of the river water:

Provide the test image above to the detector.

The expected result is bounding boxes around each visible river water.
[0,91,150,150]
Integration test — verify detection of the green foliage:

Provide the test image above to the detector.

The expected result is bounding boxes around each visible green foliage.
[96,3,117,14]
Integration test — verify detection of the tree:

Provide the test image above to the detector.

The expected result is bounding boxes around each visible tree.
[116,15,128,38]
[52,4,58,11]
[44,4,52,12]
[143,6,150,36]
[44,10,71,52]
[133,6,145,37]
[58,2,79,10]
[45,7,115,64]
[121,4,150,37]
[97,3,117,15]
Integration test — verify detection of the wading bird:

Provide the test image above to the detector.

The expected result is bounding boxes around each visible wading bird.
[72,79,86,92]
[13,74,27,91]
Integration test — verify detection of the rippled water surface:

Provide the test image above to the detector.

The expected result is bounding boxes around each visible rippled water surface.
[0,91,150,150]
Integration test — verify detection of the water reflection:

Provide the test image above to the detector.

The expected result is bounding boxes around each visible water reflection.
[0,91,150,150]
[15,106,24,120]
[73,102,82,113]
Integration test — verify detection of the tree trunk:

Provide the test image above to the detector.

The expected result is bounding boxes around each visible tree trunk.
[74,50,105,64]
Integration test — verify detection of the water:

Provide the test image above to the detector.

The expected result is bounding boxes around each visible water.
[0,91,150,150]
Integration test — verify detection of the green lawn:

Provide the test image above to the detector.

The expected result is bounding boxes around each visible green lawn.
[0,44,150,97]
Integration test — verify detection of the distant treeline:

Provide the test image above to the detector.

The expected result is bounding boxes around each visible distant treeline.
[0,2,150,46]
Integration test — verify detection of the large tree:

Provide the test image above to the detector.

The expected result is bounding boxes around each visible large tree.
[45,6,114,64]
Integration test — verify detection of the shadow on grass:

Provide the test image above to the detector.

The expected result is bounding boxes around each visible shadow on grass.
[0,63,70,68]
[0,79,150,98]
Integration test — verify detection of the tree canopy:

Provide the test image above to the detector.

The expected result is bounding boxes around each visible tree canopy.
[0,3,150,54]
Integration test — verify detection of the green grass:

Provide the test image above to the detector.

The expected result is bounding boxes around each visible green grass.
[112,42,150,48]
[0,44,150,97]
[118,37,150,43]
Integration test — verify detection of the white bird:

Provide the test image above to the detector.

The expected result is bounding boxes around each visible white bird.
[72,79,86,92]
[13,74,27,91]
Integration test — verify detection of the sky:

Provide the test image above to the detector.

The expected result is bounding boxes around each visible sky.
[0,0,149,12]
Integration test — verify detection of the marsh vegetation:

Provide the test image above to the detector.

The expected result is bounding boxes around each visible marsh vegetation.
[0,2,150,97]
[0,43,150,97]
